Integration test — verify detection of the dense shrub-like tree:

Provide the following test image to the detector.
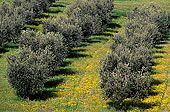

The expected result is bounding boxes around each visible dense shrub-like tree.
[87,0,114,25]
[7,29,67,99]
[100,4,168,106]
[0,2,26,46]
[66,0,114,37]
[0,0,54,47]
[43,16,83,48]
[125,20,161,44]
[100,43,152,103]
[7,47,55,98]
[110,34,154,72]
[128,4,170,33]
[12,0,53,17]
[20,30,68,67]
[66,0,102,36]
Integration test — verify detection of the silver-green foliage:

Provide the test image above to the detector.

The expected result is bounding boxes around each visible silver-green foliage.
[125,20,161,44]
[20,30,68,67]
[128,4,170,33]
[87,0,114,25]
[0,0,53,47]
[0,2,26,46]
[66,0,114,37]
[43,16,83,48]
[12,0,52,17]
[100,44,152,102]
[7,47,55,98]
[100,4,167,103]
[7,30,67,98]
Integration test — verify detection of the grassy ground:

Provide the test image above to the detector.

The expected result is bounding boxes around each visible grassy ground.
[0,0,170,111]
[0,0,13,2]
[141,31,170,112]
[25,0,72,31]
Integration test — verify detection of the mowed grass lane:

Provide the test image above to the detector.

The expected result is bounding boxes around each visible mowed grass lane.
[0,0,170,111]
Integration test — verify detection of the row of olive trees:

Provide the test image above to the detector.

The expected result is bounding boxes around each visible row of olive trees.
[43,0,114,48]
[0,0,54,47]
[100,4,170,108]
[7,0,114,99]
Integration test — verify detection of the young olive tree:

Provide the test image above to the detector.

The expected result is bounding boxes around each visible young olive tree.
[7,47,55,98]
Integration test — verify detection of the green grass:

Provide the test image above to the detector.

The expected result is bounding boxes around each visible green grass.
[25,0,72,30]
[1,0,170,111]
[24,25,41,30]
[48,7,65,13]
[0,47,23,112]
[52,1,70,6]
[0,0,13,2]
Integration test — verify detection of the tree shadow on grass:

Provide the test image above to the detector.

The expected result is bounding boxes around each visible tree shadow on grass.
[40,90,58,100]
[155,41,169,45]
[111,11,128,17]
[110,15,120,19]
[28,78,65,101]
[153,55,164,59]
[96,32,114,37]
[3,42,19,48]
[77,43,89,47]
[95,37,109,41]
[39,13,50,18]
[155,50,166,53]
[0,48,9,54]
[52,4,66,7]
[30,89,59,101]
[60,61,72,67]
[91,35,110,41]
[81,36,110,45]
[47,10,63,14]
[106,78,162,111]
[0,42,19,56]
[154,45,164,49]
[54,68,76,76]
[148,79,163,96]
[151,79,163,86]
[107,22,121,29]
[107,98,159,111]
[67,52,91,59]
[104,22,121,33]
[44,78,64,88]
[71,48,87,52]
[154,32,170,46]
[161,34,170,41]
[151,67,162,77]
[82,38,101,43]
[154,34,170,46]
[28,20,42,26]
[151,61,160,66]
[106,29,119,33]
[124,100,158,111]
[154,37,167,49]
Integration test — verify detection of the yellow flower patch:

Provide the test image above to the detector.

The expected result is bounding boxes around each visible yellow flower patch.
[135,36,170,111]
